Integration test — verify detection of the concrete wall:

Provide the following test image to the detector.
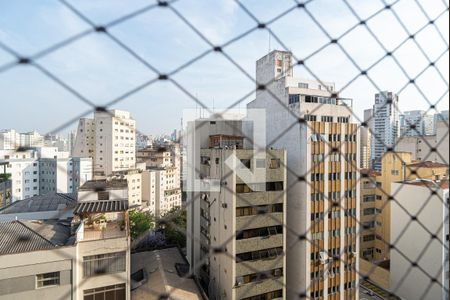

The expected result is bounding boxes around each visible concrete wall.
[359,259,390,290]
[390,182,447,300]
[0,246,76,300]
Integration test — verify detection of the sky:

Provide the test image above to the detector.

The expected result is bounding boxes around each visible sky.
[0,0,448,136]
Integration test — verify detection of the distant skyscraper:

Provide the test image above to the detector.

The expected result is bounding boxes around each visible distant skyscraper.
[400,110,434,136]
[371,91,400,171]
[360,108,373,169]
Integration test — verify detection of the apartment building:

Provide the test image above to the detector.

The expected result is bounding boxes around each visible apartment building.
[141,166,181,217]
[399,110,435,136]
[360,109,373,169]
[371,91,400,171]
[0,149,92,201]
[185,116,287,299]
[390,180,449,300]
[139,144,182,216]
[73,109,136,178]
[74,179,131,300]
[396,119,449,165]
[0,181,131,300]
[248,50,359,299]
[359,169,382,262]
[0,129,44,150]
[360,152,448,264]
[0,170,12,208]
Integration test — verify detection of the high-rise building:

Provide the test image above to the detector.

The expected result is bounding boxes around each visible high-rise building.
[360,109,373,169]
[186,118,287,300]
[390,179,448,300]
[371,92,400,171]
[400,110,434,136]
[73,109,136,178]
[248,50,359,299]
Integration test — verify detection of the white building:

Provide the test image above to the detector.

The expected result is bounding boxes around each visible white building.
[139,145,182,216]
[0,129,44,151]
[371,91,400,171]
[390,180,449,300]
[248,50,360,299]
[0,148,92,201]
[400,110,434,136]
[73,109,136,178]
[141,166,181,217]
[360,108,373,169]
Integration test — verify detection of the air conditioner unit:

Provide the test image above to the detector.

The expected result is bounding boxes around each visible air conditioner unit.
[319,251,329,264]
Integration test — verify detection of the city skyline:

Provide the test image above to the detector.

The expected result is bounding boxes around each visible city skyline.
[0,0,448,135]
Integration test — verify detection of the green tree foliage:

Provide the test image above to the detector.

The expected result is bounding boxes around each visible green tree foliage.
[129,210,154,240]
[160,207,186,248]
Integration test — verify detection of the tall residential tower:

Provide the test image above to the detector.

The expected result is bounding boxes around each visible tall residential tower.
[248,50,359,299]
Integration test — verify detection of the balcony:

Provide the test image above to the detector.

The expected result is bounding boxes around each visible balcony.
[234,278,284,299]
[79,219,127,241]
[236,234,283,253]
[236,257,284,277]
[236,213,283,230]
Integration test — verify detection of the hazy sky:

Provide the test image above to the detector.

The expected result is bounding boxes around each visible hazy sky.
[0,0,448,136]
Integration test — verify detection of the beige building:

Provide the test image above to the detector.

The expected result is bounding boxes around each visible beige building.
[248,50,359,299]
[359,152,448,266]
[390,180,448,300]
[73,109,136,178]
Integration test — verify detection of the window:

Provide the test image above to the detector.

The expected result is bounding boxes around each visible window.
[321,115,333,122]
[98,191,109,200]
[255,159,265,168]
[298,83,309,89]
[83,252,126,277]
[240,159,251,169]
[304,114,317,121]
[289,94,300,104]
[83,284,125,300]
[36,272,60,288]
[269,158,280,169]
[391,170,399,176]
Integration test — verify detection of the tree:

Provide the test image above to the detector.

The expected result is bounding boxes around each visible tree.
[159,207,186,248]
[129,210,154,240]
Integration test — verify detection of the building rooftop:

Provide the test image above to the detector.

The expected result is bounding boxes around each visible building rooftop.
[0,193,76,214]
[407,161,449,168]
[79,179,128,191]
[400,179,449,189]
[0,219,75,255]
[74,200,128,215]
[131,247,204,300]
